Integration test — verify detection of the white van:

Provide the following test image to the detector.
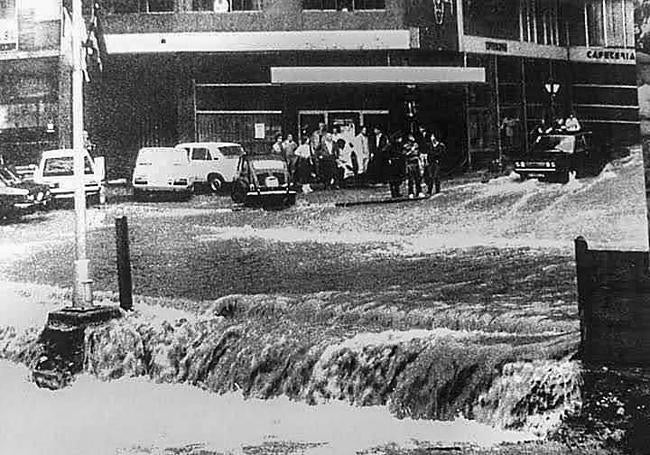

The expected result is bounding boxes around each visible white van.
[33,149,102,202]
[131,147,195,198]
[176,142,245,192]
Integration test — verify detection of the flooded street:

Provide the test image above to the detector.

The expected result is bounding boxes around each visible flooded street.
[0,149,646,454]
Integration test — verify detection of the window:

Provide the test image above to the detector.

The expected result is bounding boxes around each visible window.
[606,0,625,46]
[191,148,211,160]
[105,0,174,13]
[586,0,605,46]
[463,0,520,40]
[43,156,93,177]
[218,145,245,156]
[230,0,263,11]
[303,0,384,11]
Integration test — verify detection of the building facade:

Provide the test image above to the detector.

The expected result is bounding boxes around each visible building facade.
[0,0,640,177]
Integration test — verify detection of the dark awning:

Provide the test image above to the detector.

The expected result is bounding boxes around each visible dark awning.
[271,66,485,84]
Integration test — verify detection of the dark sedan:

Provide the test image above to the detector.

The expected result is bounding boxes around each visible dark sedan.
[514,132,605,184]
[0,165,51,219]
[231,154,297,208]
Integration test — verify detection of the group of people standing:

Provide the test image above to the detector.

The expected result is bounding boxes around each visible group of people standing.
[269,122,447,198]
[384,126,447,198]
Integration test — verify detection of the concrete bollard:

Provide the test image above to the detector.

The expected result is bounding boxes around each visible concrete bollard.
[115,216,133,311]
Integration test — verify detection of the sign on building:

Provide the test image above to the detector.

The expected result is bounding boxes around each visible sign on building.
[569,47,636,65]
[0,0,18,52]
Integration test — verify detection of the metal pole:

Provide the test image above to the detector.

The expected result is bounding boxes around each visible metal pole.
[115,216,133,311]
[72,0,93,308]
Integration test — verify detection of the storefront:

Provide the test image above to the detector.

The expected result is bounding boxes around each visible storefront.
[87,51,485,178]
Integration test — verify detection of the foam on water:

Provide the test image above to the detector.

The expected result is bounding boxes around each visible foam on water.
[193,149,648,253]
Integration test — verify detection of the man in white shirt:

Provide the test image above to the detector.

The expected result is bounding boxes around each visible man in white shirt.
[353,126,370,175]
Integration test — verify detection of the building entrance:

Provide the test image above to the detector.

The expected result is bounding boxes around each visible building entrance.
[298,110,389,138]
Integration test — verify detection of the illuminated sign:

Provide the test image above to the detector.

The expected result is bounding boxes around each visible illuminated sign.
[0,0,17,52]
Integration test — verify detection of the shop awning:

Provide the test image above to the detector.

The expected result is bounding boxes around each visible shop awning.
[270,66,485,84]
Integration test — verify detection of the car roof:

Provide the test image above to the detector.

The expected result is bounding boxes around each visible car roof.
[138,147,185,152]
[176,142,242,148]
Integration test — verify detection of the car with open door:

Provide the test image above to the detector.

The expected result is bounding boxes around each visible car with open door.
[231,154,297,208]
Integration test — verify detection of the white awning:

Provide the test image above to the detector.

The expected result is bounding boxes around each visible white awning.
[271,66,486,84]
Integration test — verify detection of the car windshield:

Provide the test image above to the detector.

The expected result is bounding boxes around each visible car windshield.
[0,172,12,186]
[532,135,575,153]
[219,145,244,157]
[0,167,20,184]
[43,156,94,177]
[137,149,188,165]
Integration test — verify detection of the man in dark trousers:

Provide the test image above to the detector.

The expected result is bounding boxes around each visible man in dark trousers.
[424,132,446,195]
[386,135,405,198]
[404,133,422,198]
[368,126,388,183]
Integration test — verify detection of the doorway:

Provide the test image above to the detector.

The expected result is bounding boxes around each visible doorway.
[298,110,389,137]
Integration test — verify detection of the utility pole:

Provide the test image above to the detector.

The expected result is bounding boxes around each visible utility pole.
[71,0,93,308]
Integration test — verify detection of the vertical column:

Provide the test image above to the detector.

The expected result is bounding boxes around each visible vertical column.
[520,58,529,156]
[58,56,72,148]
[493,54,502,164]
[176,55,196,143]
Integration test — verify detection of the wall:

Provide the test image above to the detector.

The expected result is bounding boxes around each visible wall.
[575,237,650,366]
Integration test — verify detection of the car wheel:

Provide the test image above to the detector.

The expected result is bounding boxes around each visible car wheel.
[284,194,296,207]
[208,174,225,193]
[133,189,145,202]
[518,172,528,181]
[555,169,570,184]
[87,193,100,207]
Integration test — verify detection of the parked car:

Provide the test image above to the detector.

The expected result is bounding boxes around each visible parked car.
[231,154,297,207]
[176,142,246,192]
[0,165,51,219]
[513,131,605,184]
[131,147,195,199]
[32,149,102,203]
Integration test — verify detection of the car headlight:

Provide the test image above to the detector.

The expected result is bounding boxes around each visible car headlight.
[36,192,44,201]
[26,193,35,202]
[48,182,59,189]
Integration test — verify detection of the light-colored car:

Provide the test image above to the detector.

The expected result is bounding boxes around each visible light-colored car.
[131,147,195,199]
[33,149,102,202]
[176,142,246,192]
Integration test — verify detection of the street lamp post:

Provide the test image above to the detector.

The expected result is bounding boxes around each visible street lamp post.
[544,80,561,121]
[71,0,93,308]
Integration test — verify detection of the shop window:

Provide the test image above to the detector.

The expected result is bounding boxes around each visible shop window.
[303,0,383,10]
[468,108,496,151]
[586,0,605,46]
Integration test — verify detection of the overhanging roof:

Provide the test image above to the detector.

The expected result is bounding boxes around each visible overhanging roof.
[271,66,486,84]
